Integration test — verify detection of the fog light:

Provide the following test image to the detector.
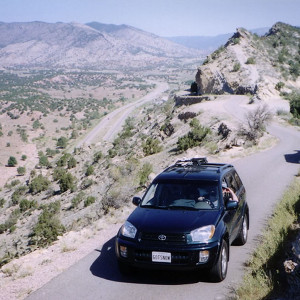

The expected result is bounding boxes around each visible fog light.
[199,250,209,263]
[120,246,128,258]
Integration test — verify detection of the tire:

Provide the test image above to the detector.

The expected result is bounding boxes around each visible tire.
[210,240,228,282]
[234,214,248,246]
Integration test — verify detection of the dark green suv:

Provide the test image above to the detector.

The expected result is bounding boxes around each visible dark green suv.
[115,158,249,282]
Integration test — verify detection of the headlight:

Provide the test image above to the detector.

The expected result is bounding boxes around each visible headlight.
[121,221,137,239]
[190,225,215,242]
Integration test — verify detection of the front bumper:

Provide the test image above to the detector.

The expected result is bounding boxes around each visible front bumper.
[115,236,220,271]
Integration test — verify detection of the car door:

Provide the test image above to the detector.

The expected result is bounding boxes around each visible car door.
[222,171,241,243]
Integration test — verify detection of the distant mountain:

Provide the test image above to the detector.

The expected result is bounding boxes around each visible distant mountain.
[0,21,202,70]
[165,27,270,52]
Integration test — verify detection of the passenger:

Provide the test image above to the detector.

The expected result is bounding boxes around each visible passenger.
[222,182,238,202]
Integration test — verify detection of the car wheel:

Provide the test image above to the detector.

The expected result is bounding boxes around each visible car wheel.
[210,240,228,282]
[234,214,248,246]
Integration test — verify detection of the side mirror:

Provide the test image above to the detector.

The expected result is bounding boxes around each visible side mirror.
[132,196,142,206]
[226,201,238,210]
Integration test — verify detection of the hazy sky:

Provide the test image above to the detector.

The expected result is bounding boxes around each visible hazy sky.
[0,0,299,36]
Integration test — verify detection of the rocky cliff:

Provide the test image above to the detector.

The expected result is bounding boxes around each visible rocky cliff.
[195,22,300,99]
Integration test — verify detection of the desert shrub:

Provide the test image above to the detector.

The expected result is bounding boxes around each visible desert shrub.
[29,175,50,194]
[32,120,41,129]
[85,165,94,176]
[177,118,211,152]
[56,136,68,148]
[31,201,65,247]
[84,196,96,207]
[93,151,103,163]
[142,137,163,156]
[275,82,285,91]
[218,123,231,139]
[52,167,66,181]
[59,172,75,193]
[71,192,85,208]
[67,157,77,169]
[0,198,5,208]
[233,38,240,45]
[11,186,27,205]
[7,156,17,167]
[178,111,197,123]
[80,178,93,190]
[238,104,272,142]
[246,57,256,64]
[138,162,153,186]
[0,209,20,234]
[56,153,71,167]
[39,155,50,168]
[21,155,27,161]
[233,63,241,72]
[19,199,37,212]
[46,148,57,157]
[17,166,26,176]
[160,122,174,137]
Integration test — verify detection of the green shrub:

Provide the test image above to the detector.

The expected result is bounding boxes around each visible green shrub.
[71,192,85,208]
[177,119,211,152]
[233,62,241,72]
[19,199,37,212]
[59,172,75,193]
[21,155,27,161]
[138,162,153,186]
[56,153,71,167]
[56,136,68,148]
[7,156,17,167]
[67,157,77,169]
[53,167,67,181]
[11,186,27,205]
[246,57,256,64]
[84,196,96,207]
[31,201,65,247]
[39,155,50,168]
[85,165,94,176]
[29,175,50,194]
[17,166,26,176]
[275,82,285,91]
[0,198,5,208]
[93,151,103,163]
[142,137,163,156]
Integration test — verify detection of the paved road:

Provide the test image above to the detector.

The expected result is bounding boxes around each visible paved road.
[27,97,300,300]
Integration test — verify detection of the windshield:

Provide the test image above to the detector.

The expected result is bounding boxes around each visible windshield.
[141,180,220,210]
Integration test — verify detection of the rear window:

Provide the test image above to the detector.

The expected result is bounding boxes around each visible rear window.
[141,180,220,210]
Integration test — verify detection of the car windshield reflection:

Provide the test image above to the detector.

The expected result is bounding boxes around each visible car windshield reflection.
[141,180,219,210]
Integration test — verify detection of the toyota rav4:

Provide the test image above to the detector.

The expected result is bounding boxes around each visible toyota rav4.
[115,158,249,282]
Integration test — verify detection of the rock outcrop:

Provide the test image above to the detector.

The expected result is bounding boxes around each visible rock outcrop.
[195,23,300,99]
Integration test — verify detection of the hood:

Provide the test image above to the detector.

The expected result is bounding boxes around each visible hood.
[127,207,222,233]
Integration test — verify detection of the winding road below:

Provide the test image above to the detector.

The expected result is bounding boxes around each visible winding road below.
[27,96,300,300]
[76,82,169,147]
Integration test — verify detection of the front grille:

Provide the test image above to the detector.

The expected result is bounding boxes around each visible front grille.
[135,250,190,264]
[140,232,186,244]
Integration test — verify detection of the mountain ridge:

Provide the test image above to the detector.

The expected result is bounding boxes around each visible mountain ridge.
[0,21,202,70]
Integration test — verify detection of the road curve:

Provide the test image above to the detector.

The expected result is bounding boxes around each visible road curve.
[76,82,169,148]
[27,97,300,300]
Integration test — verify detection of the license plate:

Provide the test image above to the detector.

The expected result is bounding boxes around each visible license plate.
[152,251,171,263]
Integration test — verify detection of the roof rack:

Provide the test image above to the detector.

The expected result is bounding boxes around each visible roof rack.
[165,157,208,171]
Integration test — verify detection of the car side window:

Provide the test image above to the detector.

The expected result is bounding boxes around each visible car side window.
[233,171,243,190]
[225,173,238,193]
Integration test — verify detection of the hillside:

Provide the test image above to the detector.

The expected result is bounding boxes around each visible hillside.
[0,21,202,70]
[195,22,300,100]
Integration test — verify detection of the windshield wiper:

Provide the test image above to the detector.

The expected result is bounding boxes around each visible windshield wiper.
[167,205,198,211]
[140,204,166,209]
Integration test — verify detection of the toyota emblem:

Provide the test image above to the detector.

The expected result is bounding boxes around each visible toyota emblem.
[158,234,166,241]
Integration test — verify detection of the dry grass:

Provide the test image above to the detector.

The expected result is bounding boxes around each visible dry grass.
[234,177,300,299]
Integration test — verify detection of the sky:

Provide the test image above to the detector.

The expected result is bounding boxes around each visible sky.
[0,0,299,37]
